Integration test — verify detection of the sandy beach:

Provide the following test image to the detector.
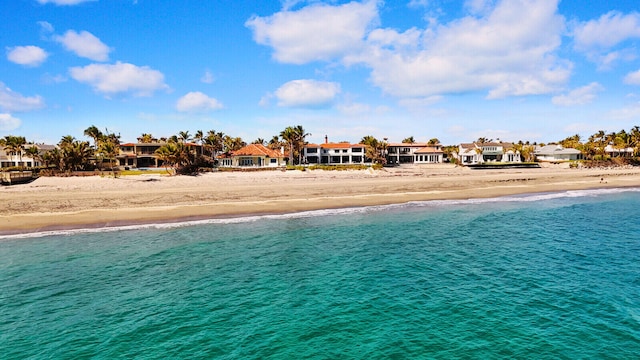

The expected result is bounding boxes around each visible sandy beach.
[2,164,640,235]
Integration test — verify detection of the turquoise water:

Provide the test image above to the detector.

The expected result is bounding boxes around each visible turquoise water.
[1,189,640,359]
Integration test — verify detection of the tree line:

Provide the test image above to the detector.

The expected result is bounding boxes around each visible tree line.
[3,125,640,173]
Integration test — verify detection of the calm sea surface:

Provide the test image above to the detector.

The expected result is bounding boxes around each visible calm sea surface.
[1,189,640,359]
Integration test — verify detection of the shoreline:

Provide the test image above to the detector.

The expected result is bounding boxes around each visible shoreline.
[2,165,640,237]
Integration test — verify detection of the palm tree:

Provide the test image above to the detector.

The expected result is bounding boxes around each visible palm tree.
[155,142,180,175]
[178,131,191,143]
[59,135,76,150]
[223,136,245,153]
[587,130,607,159]
[99,141,119,176]
[204,130,224,164]
[138,133,155,143]
[25,146,41,168]
[293,125,311,164]
[428,138,440,145]
[559,134,581,149]
[280,126,296,165]
[630,126,640,157]
[402,136,415,144]
[42,148,64,171]
[83,125,103,149]
[268,135,284,150]
[360,135,386,164]
[3,135,26,168]
[252,138,266,145]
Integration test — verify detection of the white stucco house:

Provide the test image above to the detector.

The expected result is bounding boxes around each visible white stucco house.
[534,145,582,162]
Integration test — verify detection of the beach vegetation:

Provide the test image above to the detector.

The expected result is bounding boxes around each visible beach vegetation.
[360,135,387,165]
[2,135,27,169]
[279,125,311,165]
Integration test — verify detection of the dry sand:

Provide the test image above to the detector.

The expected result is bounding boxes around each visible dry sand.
[2,164,640,235]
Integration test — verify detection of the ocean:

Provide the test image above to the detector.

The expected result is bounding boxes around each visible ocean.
[1,188,640,359]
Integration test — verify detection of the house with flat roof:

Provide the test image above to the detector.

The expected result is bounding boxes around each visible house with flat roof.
[117,142,203,168]
[0,144,56,168]
[303,142,366,165]
[534,145,582,162]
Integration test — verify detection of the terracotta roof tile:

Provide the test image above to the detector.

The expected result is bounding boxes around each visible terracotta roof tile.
[232,143,284,157]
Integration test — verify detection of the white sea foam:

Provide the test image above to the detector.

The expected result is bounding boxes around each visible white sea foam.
[2,187,638,240]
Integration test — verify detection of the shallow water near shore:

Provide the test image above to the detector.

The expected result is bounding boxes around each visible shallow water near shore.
[1,189,640,358]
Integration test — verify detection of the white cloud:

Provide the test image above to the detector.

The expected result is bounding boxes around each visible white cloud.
[0,114,21,131]
[6,46,49,67]
[273,79,341,107]
[246,1,378,64]
[69,62,169,97]
[0,82,45,112]
[54,30,111,61]
[624,69,640,85]
[336,101,371,116]
[572,11,640,68]
[37,0,96,5]
[573,11,640,51]
[176,92,223,112]
[200,70,215,84]
[551,82,603,106]
[251,0,570,99]
[609,102,640,120]
[352,0,570,99]
[38,21,55,33]
[398,96,443,109]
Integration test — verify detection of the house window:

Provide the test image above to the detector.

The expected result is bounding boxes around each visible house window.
[306,148,317,153]
[270,158,277,164]
[352,147,362,153]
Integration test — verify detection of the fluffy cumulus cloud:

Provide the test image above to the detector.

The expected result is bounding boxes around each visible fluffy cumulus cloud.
[551,82,603,106]
[273,79,341,107]
[246,1,378,64]
[0,82,45,112]
[6,46,49,67]
[69,62,168,97]
[37,0,96,5]
[624,69,640,85]
[54,30,111,61]
[0,114,21,131]
[249,0,570,99]
[176,92,223,112]
[356,0,570,99]
[573,11,640,51]
[572,11,640,67]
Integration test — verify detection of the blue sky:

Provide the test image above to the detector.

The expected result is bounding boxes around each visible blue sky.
[2,0,640,145]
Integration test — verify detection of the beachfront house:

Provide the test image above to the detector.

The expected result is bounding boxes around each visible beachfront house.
[456,142,519,165]
[0,144,56,169]
[386,143,444,165]
[604,145,634,158]
[302,141,366,165]
[218,143,286,168]
[117,142,204,168]
[534,145,582,162]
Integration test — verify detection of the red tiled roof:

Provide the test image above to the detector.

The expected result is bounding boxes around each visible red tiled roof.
[414,146,444,154]
[232,143,284,157]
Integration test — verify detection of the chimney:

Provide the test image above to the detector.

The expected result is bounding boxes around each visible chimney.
[325,135,328,144]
